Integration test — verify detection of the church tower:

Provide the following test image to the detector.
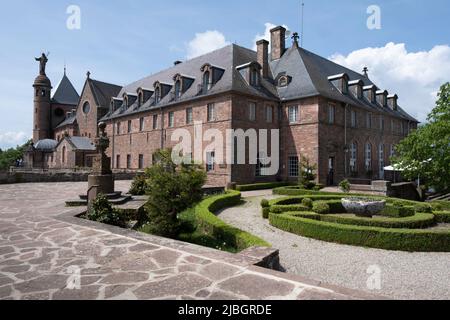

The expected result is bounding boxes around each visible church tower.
[33,53,52,142]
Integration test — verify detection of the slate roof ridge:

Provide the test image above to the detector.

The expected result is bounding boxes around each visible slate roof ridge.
[52,73,80,105]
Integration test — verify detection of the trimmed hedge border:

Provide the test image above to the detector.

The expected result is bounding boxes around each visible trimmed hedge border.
[187,191,270,250]
[434,211,450,223]
[236,182,294,192]
[270,212,450,252]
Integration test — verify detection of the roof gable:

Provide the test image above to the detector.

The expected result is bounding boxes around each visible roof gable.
[52,74,80,105]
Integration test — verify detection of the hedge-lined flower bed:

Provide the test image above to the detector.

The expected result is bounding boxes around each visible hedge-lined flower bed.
[270,212,450,252]
[434,211,450,223]
[179,191,270,251]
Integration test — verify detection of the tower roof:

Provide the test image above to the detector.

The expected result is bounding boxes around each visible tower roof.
[52,73,80,105]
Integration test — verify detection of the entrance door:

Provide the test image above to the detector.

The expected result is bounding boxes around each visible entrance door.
[327,157,335,186]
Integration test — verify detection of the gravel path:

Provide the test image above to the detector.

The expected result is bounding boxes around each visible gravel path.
[217,191,450,300]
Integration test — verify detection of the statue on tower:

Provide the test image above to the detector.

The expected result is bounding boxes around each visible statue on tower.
[35,53,49,76]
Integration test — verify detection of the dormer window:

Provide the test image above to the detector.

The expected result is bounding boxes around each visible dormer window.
[200,64,225,94]
[174,80,181,100]
[388,94,398,111]
[376,90,388,107]
[138,92,143,107]
[155,87,161,104]
[203,71,210,93]
[137,87,154,106]
[236,62,262,87]
[124,96,129,109]
[363,85,378,103]
[250,69,260,86]
[328,73,349,94]
[349,80,363,99]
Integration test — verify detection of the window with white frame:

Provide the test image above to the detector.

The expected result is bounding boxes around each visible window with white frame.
[391,119,395,134]
[249,102,256,121]
[152,114,158,130]
[288,105,298,123]
[207,103,215,122]
[186,107,193,124]
[380,115,385,131]
[206,151,215,172]
[139,117,144,132]
[328,104,336,124]
[266,105,273,123]
[350,142,357,172]
[168,112,175,128]
[288,156,299,177]
[365,143,372,170]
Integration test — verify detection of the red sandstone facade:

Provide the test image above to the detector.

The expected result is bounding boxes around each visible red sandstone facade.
[28,26,418,187]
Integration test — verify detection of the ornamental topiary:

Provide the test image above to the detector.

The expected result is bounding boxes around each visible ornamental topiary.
[339,179,351,193]
[301,198,313,209]
[260,199,270,208]
[312,201,330,214]
[129,174,148,196]
[414,203,433,213]
[87,194,127,228]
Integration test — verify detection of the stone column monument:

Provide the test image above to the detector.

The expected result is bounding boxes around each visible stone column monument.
[88,122,114,196]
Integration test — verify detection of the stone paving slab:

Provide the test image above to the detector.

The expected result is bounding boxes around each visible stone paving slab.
[0,182,382,300]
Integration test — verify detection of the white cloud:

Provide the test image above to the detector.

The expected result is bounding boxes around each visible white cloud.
[330,43,450,123]
[0,131,30,150]
[186,30,230,59]
[252,23,290,50]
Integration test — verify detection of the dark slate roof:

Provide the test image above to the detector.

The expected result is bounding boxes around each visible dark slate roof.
[101,43,417,123]
[102,44,278,120]
[271,45,417,122]
[52,74,80,105]
[34,139,58,152]
[55,115,77,129]
[66,136,96,151]
[89,79,122,109]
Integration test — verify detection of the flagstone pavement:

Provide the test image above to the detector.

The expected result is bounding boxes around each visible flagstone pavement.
[0,181,379,300]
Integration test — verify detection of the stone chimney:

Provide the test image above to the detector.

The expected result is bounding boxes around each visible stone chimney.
[270,26,286,61]
[256,39,269,78]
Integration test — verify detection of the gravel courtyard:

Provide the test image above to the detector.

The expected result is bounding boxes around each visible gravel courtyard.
[217,191,450,300]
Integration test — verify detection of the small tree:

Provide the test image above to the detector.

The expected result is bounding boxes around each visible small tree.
[129,174,148,195]
[339,179,351,193]
[141,149,206,237]
[87,194,127,227]
[299,156,317,190]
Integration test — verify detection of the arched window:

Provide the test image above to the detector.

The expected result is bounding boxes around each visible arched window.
[350,142,357,173]
[203,71,210,93]
[365,143,372,171]
[82,102,90,114]
[174,80,181,100]
[124,96,129,109]
[62,146,66,164]
[138,92,143,107]
[379,144,385,179]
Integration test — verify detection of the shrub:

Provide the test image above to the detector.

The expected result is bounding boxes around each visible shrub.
[270,205,310,214]
[430,201,450,211]
[269,213,450,252]
[381,204,415,218]
[339,179,351,193]
[260,199,270,208]
[301,198,313,209]
[87,194,127,228]
[141,149,206,238]
[320,213,436,229]
[414,203,433,213]
[298,156,318,190]
[262,207,270,219]
[129,174,148,195]
[312,201,330,214]
[434,211,450,223]
[181,191,269,250]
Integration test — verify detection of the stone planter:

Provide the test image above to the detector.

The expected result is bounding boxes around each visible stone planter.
[341,198,386,218]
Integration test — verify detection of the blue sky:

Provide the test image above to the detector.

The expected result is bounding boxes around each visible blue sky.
[0,0,449,149]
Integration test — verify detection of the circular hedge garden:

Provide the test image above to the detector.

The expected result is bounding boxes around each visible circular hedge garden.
[263,190,450,252]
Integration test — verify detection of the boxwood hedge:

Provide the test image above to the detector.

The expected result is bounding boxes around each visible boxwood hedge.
[183,191,270,250]
[236,182,294,192]
[270,212,450,252]
[434,211,450,223]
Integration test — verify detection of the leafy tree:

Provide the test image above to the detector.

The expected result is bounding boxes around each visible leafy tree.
[0,140,32,171]
[393,83,450,192]
[140,149,206,237]
[299,156,317,190]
